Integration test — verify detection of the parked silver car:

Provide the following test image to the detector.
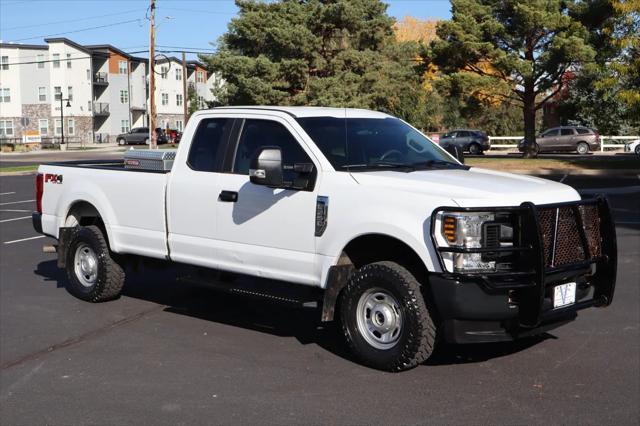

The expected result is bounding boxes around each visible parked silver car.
[518,126,600,154]
[439,129,490,155]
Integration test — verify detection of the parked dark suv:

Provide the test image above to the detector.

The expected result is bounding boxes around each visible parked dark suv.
[518,126,600,154]
[439,129,490,154]
[116,127,167,145]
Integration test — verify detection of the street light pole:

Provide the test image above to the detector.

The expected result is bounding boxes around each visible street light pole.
[59,95,70,145]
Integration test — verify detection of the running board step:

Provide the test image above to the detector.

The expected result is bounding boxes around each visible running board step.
[178,273,323,309]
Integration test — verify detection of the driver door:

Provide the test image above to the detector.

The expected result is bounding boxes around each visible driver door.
[215,117,321,285]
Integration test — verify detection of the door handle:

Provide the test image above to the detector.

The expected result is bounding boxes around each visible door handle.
[218,190,238,202]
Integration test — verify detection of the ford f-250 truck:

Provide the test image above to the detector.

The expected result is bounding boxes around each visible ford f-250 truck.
[32,107,617,371]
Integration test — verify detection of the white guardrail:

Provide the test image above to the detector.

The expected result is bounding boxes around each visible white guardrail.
[487,135,639,151]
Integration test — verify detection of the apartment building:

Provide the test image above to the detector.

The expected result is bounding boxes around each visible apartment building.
[154,57,218,132]
[0,37,218,144]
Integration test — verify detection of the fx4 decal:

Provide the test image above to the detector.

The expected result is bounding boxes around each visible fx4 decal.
[44,173,63,184]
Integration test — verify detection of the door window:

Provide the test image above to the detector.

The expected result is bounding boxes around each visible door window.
[561,128,574,136]
[232,119,312,183]
[187,118,233,172]
[456,131,470,138]
[541,129,559,137]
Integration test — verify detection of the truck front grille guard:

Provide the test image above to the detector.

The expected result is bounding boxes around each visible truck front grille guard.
[431,196,617,327]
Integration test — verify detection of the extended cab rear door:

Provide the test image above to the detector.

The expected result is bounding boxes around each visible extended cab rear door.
[215,115,320,285]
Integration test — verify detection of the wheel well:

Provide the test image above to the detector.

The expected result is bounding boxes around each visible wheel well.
[340,234,428,285]
[66,201,108,244]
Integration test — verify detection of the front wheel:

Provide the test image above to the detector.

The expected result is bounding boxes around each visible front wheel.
[65,225,125,302]
[468,143,482,155]
[635,145,639,155]
[117,138,126,146]
[577,142,589,155]
[339,261,436,371]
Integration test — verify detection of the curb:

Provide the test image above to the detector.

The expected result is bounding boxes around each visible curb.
[0,171,38,177]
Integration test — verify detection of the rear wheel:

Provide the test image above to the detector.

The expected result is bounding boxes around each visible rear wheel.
[339,261,436,371]
[65,225,125,302]
[635,145,639,155]
[577,142,589,155]
[468,143,482,155]
[117,138,126,146]
[144,138,150,145]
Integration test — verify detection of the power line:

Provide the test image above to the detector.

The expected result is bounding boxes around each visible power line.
[9,18,144,42]
[156,45,216,51]
[1,9,141,31]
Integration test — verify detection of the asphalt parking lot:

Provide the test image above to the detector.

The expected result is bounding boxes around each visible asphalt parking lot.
[0,171,638,425]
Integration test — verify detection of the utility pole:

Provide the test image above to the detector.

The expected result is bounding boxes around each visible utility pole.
[148,0,157,149]
[181,51,188,130]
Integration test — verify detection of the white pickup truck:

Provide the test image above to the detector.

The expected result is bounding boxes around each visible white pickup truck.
[33,106,617,371]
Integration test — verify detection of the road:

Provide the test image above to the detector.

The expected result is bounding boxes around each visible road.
[0,172,638,425]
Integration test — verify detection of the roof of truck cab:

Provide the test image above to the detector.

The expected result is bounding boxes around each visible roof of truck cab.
[211,106,392,119]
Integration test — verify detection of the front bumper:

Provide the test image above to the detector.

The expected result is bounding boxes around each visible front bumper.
[429,197,617,344]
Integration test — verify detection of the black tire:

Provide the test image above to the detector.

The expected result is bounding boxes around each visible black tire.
[576,142,589,155]
[634,145,639,155]
[339,261,436,372]
[468,143,482,155]
[65,225,125,302]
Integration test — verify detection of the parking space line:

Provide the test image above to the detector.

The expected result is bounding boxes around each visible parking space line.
[0,216,31,223]
[0,192,16,196]
[4,235,45,245]
[0,200,35,206]
[0,209,31,213]
[559,173,569,183]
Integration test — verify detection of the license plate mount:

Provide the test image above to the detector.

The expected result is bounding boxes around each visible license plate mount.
[553,282,576,309]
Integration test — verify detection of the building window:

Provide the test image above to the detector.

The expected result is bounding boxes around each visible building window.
[38,86,47,102]
[119,60,128,74]
[120,89,128,104]
[0,120,14,137]
[39,119,49,136]
[67,53,72,68]
[0,88,10,103]
[37,54,45,69]
[67,119,75,136]
[161,93,168,105]
[176,68,182,81]
[196,71,204,83]
[88,101,92,111]
[198,95,205,108]
[121,120,130,133]
[86,69,91,80]
[176,94,183,106]
[52,53,60,68]
[67,86,73,102]
[54,86,61,100]
[176,120,183,131]
[0,56,8,70]
[55,119,62,136]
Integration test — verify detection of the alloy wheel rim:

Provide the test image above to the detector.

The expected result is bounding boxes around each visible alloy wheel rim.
[73,243,98,287]
[356,288,403,350]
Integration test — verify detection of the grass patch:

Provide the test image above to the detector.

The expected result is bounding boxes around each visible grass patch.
[0,165,38,173]
[466,156,640,171]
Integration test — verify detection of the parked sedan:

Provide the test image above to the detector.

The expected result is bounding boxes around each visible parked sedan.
[439,129,490,154]
[117,128,167,145]
[518,126,600,154]
[624,139,640,155]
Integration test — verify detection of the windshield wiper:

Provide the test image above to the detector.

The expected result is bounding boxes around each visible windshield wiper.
[409,160,466,169]
[341,162,415,172]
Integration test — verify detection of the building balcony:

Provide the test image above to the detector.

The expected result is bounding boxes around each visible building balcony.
[93,102,110,116]
[94,72,108,85]
[130,105,146,112]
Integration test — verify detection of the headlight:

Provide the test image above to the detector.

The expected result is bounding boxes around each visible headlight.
[434,211,515,273]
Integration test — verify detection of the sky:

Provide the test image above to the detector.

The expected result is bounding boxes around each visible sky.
[0,0,452,60]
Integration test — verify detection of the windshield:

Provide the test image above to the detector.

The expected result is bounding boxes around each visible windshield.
[296,117,461,171]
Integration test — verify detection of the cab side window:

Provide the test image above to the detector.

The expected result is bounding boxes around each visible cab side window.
[187,118,232,172]
[233,119,313,182]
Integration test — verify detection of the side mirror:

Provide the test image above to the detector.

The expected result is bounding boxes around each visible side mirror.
[444,145,464,164]
[249,147,284,187]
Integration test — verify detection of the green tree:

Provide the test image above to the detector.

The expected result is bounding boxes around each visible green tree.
[201,0,430,127]
[433,0,595,157]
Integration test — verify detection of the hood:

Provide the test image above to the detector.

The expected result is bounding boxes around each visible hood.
[350,167,580,207]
